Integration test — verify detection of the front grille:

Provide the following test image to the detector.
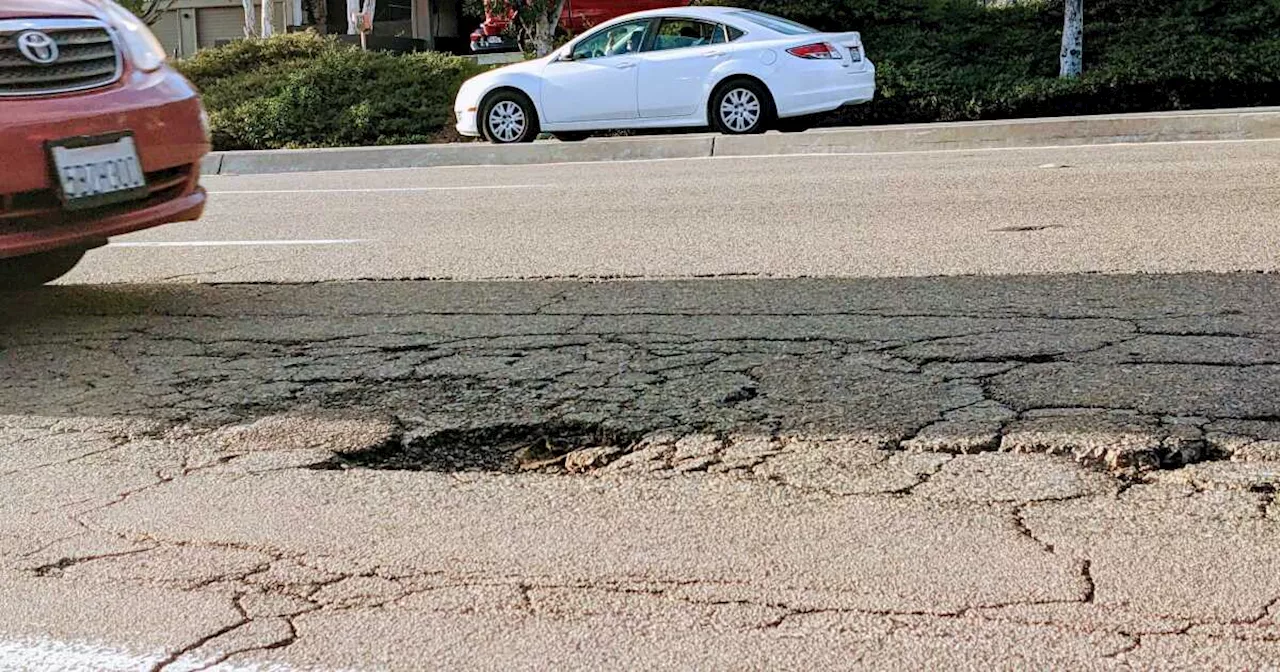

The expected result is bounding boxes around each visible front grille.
[0,164,196,234]
[0,19,123,97]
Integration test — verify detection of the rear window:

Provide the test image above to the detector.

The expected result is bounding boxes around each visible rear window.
[729,10,818,36]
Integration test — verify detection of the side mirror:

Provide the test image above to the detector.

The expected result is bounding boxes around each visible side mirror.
[558,51,575,62]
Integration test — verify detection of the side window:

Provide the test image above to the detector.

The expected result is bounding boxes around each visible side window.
[725,25,745,42]
[649,19,723,52]
[571,21,650,60]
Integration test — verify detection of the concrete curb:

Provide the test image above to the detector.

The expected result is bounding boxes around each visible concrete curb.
[716,107,1280,156]
[213,135,714,176]
[203,107,1280,176]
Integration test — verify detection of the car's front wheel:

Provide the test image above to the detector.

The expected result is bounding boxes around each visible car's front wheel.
[0,248,86,290]
[710,79,773,135]
[481,91,539,144]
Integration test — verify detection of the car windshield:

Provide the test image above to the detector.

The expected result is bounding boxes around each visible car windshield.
[728,10,819,35]
[570,20,648,59]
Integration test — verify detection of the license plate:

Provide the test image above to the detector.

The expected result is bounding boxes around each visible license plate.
[46,133,148,211]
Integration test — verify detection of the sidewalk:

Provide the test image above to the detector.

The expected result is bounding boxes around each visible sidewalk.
[202,106,1280,176]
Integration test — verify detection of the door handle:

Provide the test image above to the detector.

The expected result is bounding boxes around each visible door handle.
[615,61,636,69]
[704,51,725,58]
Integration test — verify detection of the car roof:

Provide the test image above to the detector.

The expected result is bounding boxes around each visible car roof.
[614,6,759,23]
[566,6,805,46]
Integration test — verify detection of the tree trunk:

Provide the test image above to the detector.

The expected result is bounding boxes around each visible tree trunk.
[346,0,360,34]
[531,0,568,56]
[242,0,258,37]
[531,14,554,56]
[1059,0,1083,78]
[261,0,275,37]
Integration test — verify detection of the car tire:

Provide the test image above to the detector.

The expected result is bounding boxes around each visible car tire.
[709,79,773,135]
[553,132,592,142]
[480,90,539,144]
[0,248,86,290]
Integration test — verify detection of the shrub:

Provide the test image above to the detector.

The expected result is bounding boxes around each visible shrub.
[177,33,487,150]
[713,0,1280,126]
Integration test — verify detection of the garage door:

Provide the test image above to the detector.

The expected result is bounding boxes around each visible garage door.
[196,7,246,50]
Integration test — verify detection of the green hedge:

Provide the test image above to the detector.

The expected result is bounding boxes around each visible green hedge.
[715,0,1280,126]
[181,2,1280,148]
[176,33,486,150]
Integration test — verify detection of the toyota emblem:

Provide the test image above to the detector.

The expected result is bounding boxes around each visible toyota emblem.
[17,31,60,66]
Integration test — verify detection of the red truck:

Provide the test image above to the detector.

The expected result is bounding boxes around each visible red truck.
[471,0,692,52]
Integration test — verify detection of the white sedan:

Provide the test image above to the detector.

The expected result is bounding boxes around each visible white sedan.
[454,7,876,143]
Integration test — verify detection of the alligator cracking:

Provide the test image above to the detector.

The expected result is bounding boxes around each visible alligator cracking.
[5,275,1280,668]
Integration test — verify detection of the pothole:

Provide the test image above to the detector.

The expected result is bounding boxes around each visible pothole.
[307,421,643,474]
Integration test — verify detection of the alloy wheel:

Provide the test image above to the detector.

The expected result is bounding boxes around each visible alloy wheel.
[719,88,762,133]
[488,100,527,143]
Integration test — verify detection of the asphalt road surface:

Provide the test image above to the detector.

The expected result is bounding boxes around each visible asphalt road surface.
[65,137,1280,284]
[4,138,1280,670]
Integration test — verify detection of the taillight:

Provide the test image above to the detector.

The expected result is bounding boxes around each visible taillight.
[786,42,843,60]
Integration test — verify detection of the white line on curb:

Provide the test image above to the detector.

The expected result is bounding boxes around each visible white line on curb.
[108,239,370,248]
[207,184,558,194]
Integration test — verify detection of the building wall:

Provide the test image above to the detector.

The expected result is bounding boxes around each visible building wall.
[152,0,462,56]
[153,0,294,57]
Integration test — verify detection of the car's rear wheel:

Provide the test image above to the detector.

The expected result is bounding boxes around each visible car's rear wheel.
[710,79,773,135]
[553,132,592,142]
[481,91,539,144]
[0,248,87,290]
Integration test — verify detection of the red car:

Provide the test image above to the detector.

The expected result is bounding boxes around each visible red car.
[471,0,691,52]
[0,0,209,288]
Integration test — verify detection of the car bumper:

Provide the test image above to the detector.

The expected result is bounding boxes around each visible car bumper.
[455,79,484,138]
[0,65,210,259]
[0,187,206,260]
[774,61,877,118]
[456,107,481,137]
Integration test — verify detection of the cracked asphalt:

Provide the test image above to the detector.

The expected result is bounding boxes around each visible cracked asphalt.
[4,272,1280,669]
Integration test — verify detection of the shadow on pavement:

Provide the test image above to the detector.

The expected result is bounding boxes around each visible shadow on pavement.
[3,273,1280,473]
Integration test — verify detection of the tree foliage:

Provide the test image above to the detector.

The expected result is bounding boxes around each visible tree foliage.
[475,0,569,56]
[116,0,173,25]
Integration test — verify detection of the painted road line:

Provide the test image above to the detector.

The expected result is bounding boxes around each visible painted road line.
[207,184,558,194]
[0,635,304,672]
[108,239,370,248]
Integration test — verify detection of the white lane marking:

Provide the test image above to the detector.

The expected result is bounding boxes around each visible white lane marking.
[208,184,556,194]
[108,239,369,248]
[0,637,163,672]
[228,136,1280,176]
[0,635,315,671]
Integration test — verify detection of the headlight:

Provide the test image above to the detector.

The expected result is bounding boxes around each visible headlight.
[100,0,168,72]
